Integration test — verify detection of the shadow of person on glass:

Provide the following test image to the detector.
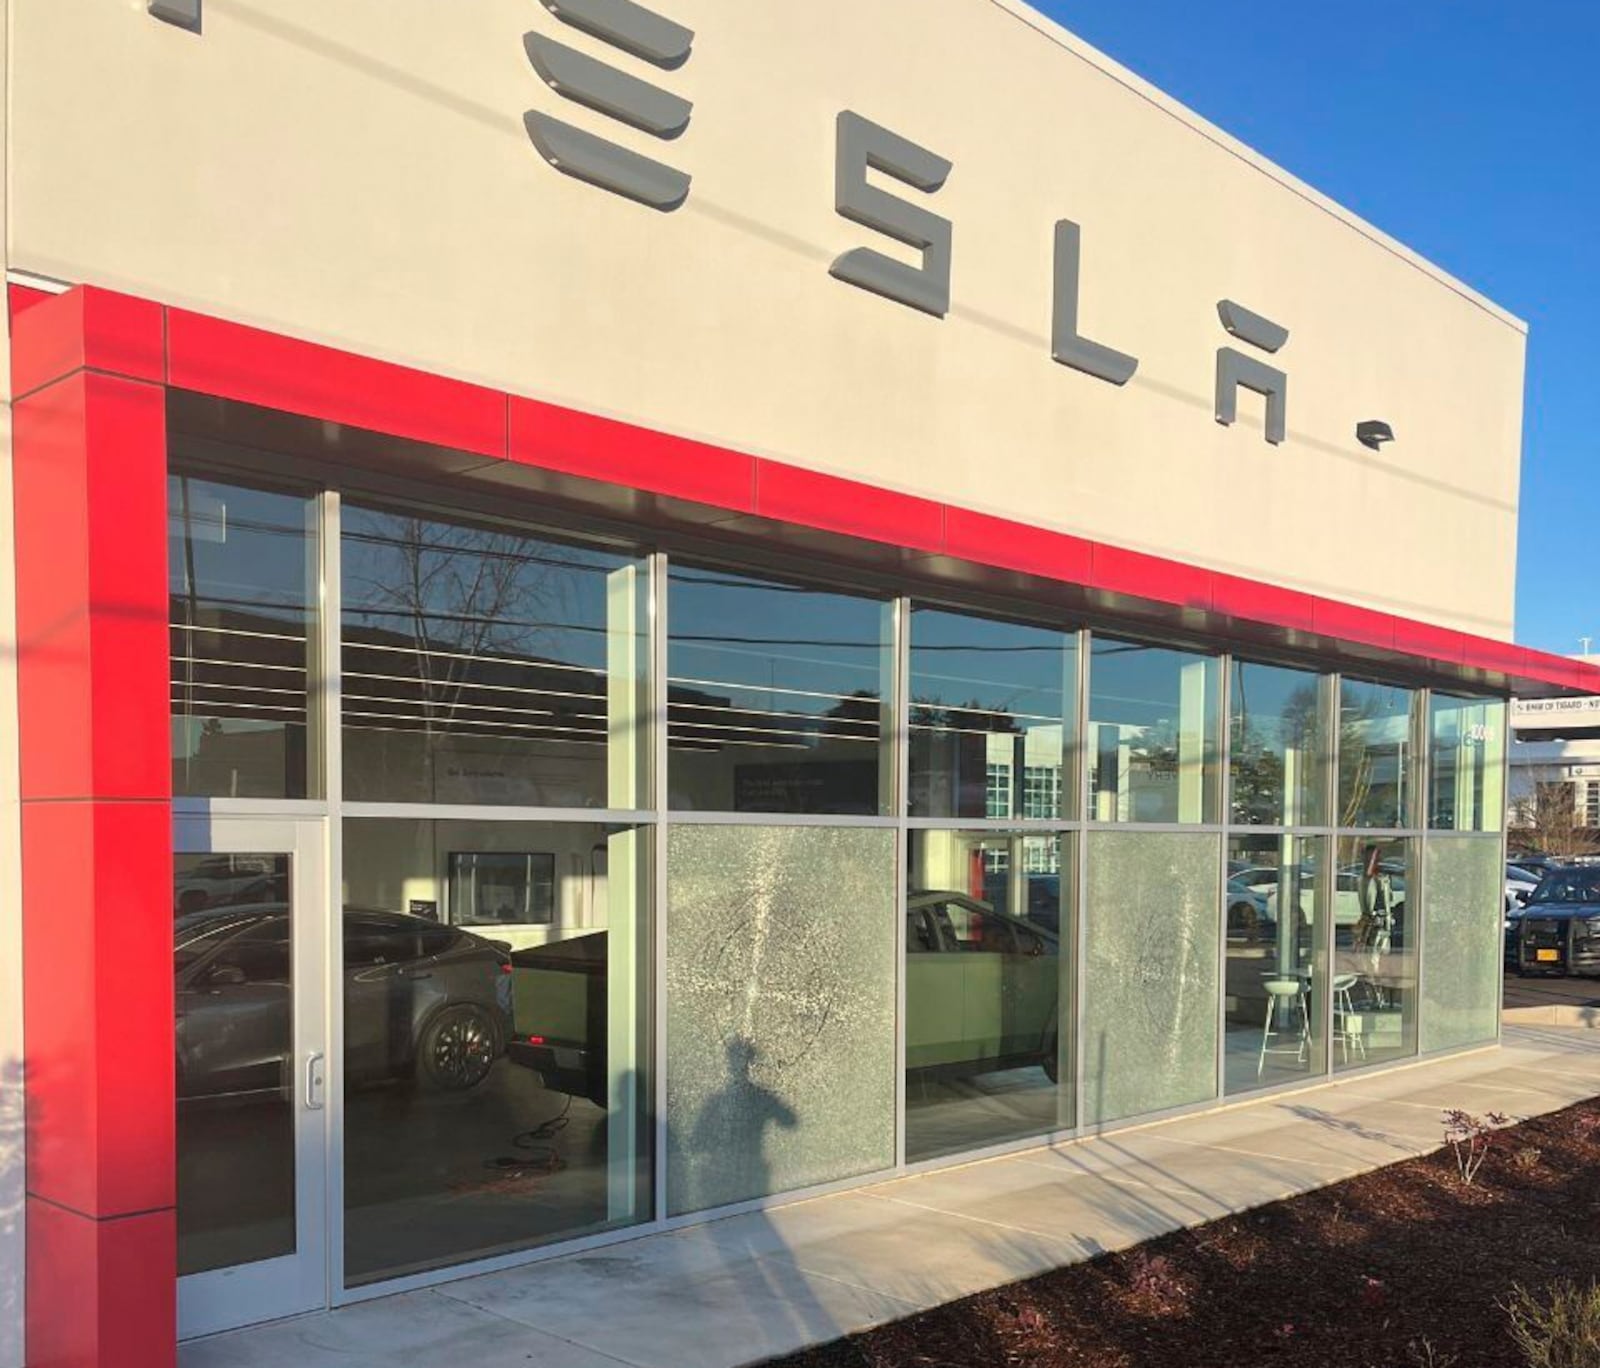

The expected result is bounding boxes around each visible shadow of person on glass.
[690,1036,798,1208]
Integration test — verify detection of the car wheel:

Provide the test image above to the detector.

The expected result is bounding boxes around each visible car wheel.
[418,1004,499,1091]
[1042,1034,1059,1083]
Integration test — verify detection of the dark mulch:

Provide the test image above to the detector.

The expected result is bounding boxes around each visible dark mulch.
[766,1099,1600,1368]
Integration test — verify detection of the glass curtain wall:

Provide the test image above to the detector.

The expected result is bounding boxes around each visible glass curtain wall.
[1334,680,1422,1069]
[170,452,1517,1295]
[1081,640,1222,1126]
[665,566,897,1213]
[337,505,653,1284]
[1420,694,1508,1053]
[903,604,1076,1160]
[1223,661,1331,1096]
[170,472,319,798]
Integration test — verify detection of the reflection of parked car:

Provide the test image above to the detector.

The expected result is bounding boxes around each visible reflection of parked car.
[175,855,287,915]
[1515,866,1600,978]
[1225,869,1277,940]
[175,906,513,1098]
[905,891,1059,1082]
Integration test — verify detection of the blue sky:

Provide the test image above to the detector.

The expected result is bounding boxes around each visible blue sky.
[1036,1,1600,655]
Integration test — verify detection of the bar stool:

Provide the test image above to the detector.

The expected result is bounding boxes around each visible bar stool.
[1332,973,1367,1064]
[1258,978,1309,1078]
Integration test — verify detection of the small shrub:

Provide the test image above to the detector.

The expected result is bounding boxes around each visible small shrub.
[1512,1145,1544,1173]
[1504,1280,1600,1368]
[1442,1109,1512,1185]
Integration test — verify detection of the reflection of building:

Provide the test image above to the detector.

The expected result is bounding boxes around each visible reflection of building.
[1510,662,1600,829]
[5,4,1599,1366]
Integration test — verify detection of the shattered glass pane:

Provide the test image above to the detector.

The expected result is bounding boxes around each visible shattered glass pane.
[1082,831,1220,1124]
[666,825,896,1215]
[1421,835,1503,1052]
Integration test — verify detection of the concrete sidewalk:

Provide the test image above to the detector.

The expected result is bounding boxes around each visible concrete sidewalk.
[182,1026,1600,1368]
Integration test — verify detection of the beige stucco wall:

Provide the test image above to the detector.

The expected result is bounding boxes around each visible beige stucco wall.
[9,0,1525,637]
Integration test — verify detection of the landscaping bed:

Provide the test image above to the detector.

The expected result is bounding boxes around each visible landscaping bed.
[767,1099,1600,1368]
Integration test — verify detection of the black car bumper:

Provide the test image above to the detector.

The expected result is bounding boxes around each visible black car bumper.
[1517,918,1600,976]
[507,1037,603,1105]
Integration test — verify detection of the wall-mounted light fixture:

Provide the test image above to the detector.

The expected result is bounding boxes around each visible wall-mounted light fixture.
[149,0,201,31]
[1356,420,1395,451]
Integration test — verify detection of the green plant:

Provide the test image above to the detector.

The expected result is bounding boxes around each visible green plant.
[1442,1109,1512,1185]
[1504,1280,1600,1368]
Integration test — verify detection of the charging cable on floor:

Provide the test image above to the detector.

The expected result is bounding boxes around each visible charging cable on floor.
[484,1092,574,1178]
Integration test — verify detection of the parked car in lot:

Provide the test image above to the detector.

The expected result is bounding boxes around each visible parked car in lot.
[1514,866,1600,978]
[1506,862,1539,913]
[905,891,1060,1082]
[175,905,514,1099]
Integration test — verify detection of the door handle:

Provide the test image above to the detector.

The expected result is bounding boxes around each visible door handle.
[305,1050,326,1111]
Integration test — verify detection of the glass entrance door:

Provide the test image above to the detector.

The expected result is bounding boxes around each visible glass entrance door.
[175,814,328,1339]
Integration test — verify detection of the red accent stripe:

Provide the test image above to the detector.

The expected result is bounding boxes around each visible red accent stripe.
[167,309,507,459]
[13,281,1598,699]
[509,393,755,513]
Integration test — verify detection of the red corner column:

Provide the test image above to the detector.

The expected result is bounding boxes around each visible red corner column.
[12,288,175,1368]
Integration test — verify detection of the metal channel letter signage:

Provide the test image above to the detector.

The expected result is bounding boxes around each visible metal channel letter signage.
[830,112,954,318]
[144,4,1397,451]
[148,0,201,30]
[526,0,695,211]
[1214,299,1290,445]
[1051,220,1139,386]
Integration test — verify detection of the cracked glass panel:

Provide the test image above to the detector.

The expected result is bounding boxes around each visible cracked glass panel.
[1421,835,1503,1052]
[1082,831,1220,1124]
[666,825,895,1215]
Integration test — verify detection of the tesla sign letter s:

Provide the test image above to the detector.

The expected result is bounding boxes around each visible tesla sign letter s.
[830,111,954,318]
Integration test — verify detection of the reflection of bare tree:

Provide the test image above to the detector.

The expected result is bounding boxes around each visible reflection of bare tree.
[344,515,579,735]
[1515,783,1600,860]
[1338,695,1387,827]
[1231,682,1320,823]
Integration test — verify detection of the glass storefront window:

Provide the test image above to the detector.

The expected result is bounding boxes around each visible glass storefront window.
[1420,835,1503,1052]
[905,830,1070,1160]
[1332,835,1418,1069]
[665,825,895,1214]
[1337,678,1417,829]
[1429,695,1506,831]
[668,566,892,814]
[170,472,318,798]
[907,606,1076,820]
[1088,639,1220,823]
[340,818,650,1285]
[1081,831,1220,1124]
[1229,661,1329,826]
[341,506,648,807]
[1223,834,1328,1094]
[175,853,295,1275]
